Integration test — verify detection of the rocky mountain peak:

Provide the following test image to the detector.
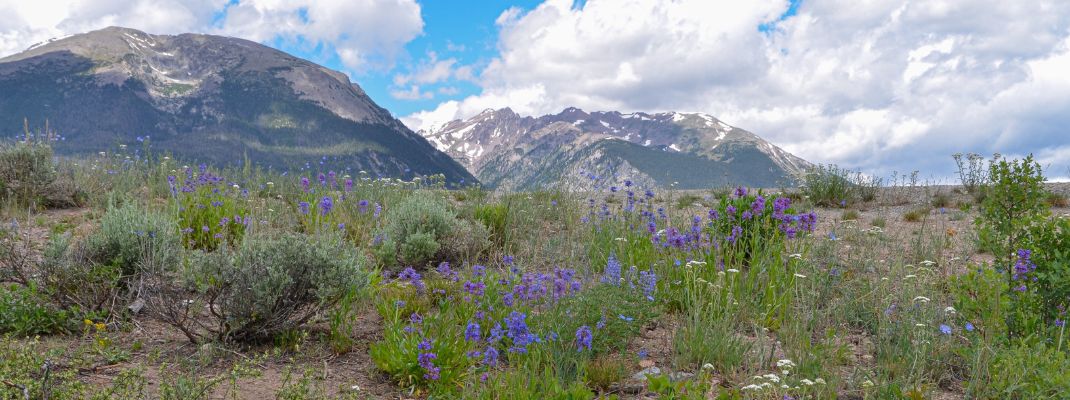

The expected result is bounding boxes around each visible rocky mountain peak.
[420,107,812,190]
[0,27,474,183]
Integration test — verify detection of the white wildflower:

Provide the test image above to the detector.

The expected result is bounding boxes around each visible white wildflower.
[800,379,815,386]
[913,296,931,303]
[794,273,807,278]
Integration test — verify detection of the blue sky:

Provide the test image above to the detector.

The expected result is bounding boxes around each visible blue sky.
[268,0,544,117]
[2,0,1069,180]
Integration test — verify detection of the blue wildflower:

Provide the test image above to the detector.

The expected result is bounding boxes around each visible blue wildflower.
[575,326,592,351]
[465,321,481,342]
[602,252,622,285]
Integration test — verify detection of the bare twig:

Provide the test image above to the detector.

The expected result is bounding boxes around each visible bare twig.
[1,380,29,400]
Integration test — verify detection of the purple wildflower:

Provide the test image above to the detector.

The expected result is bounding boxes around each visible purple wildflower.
[504,311,534,353]
[575,326,592,351]
[734,186,748,198]
[319,196,333,215]
[464,280,486,297]
[602,252,622,285]
[639,269,657,301]
[417,339,440,380]
[465,321,481,342]
[483,346,499,366]
[399,267,425,293]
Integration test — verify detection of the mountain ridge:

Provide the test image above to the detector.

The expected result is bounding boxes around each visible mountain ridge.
[419,107,812,190]
[0,26,475,183]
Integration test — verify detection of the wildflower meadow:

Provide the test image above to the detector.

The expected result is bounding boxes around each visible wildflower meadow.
[1,139,1069,399]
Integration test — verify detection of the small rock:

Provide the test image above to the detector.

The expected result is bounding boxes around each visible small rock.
[638,359,655,368]
[668,372,694,382]
[632,366,661,381]
[610,382,645,394]
[127,298,145,314]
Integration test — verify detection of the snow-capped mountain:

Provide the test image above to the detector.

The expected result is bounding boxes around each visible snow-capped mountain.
[418,107,812,190]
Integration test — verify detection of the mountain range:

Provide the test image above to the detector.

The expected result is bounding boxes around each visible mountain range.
[419,107,811,190]
[0,26,812,190]
[0,27,474,183]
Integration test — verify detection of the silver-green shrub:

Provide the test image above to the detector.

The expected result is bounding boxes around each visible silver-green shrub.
[372,191,488,268]
[41,203,180,312]
[161,231,368,343]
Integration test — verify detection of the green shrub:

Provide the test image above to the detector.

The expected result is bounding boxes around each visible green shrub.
[976,342,1070,398]
[675,193,704,209]
[0,283,76,336]
[931,192,952,208]
[162,231,368,343]
[801,164,881,207]
[584,354,629,390]
[902,207,928,222]
[952,152,996,199]
[976,155,1047,261]
[673,301,748,373]
[473,202,509,245]
[399,231,440,266]
[841,209,860,221]
[0,141,55,207]
[1046,192,1069,208]
[373,192,488,268]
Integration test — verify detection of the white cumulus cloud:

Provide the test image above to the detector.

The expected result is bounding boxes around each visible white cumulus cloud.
[406,0,1070,178]
[0,0,424,72]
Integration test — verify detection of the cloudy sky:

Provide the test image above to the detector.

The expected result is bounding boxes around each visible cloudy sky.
[2,0,1068,180]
